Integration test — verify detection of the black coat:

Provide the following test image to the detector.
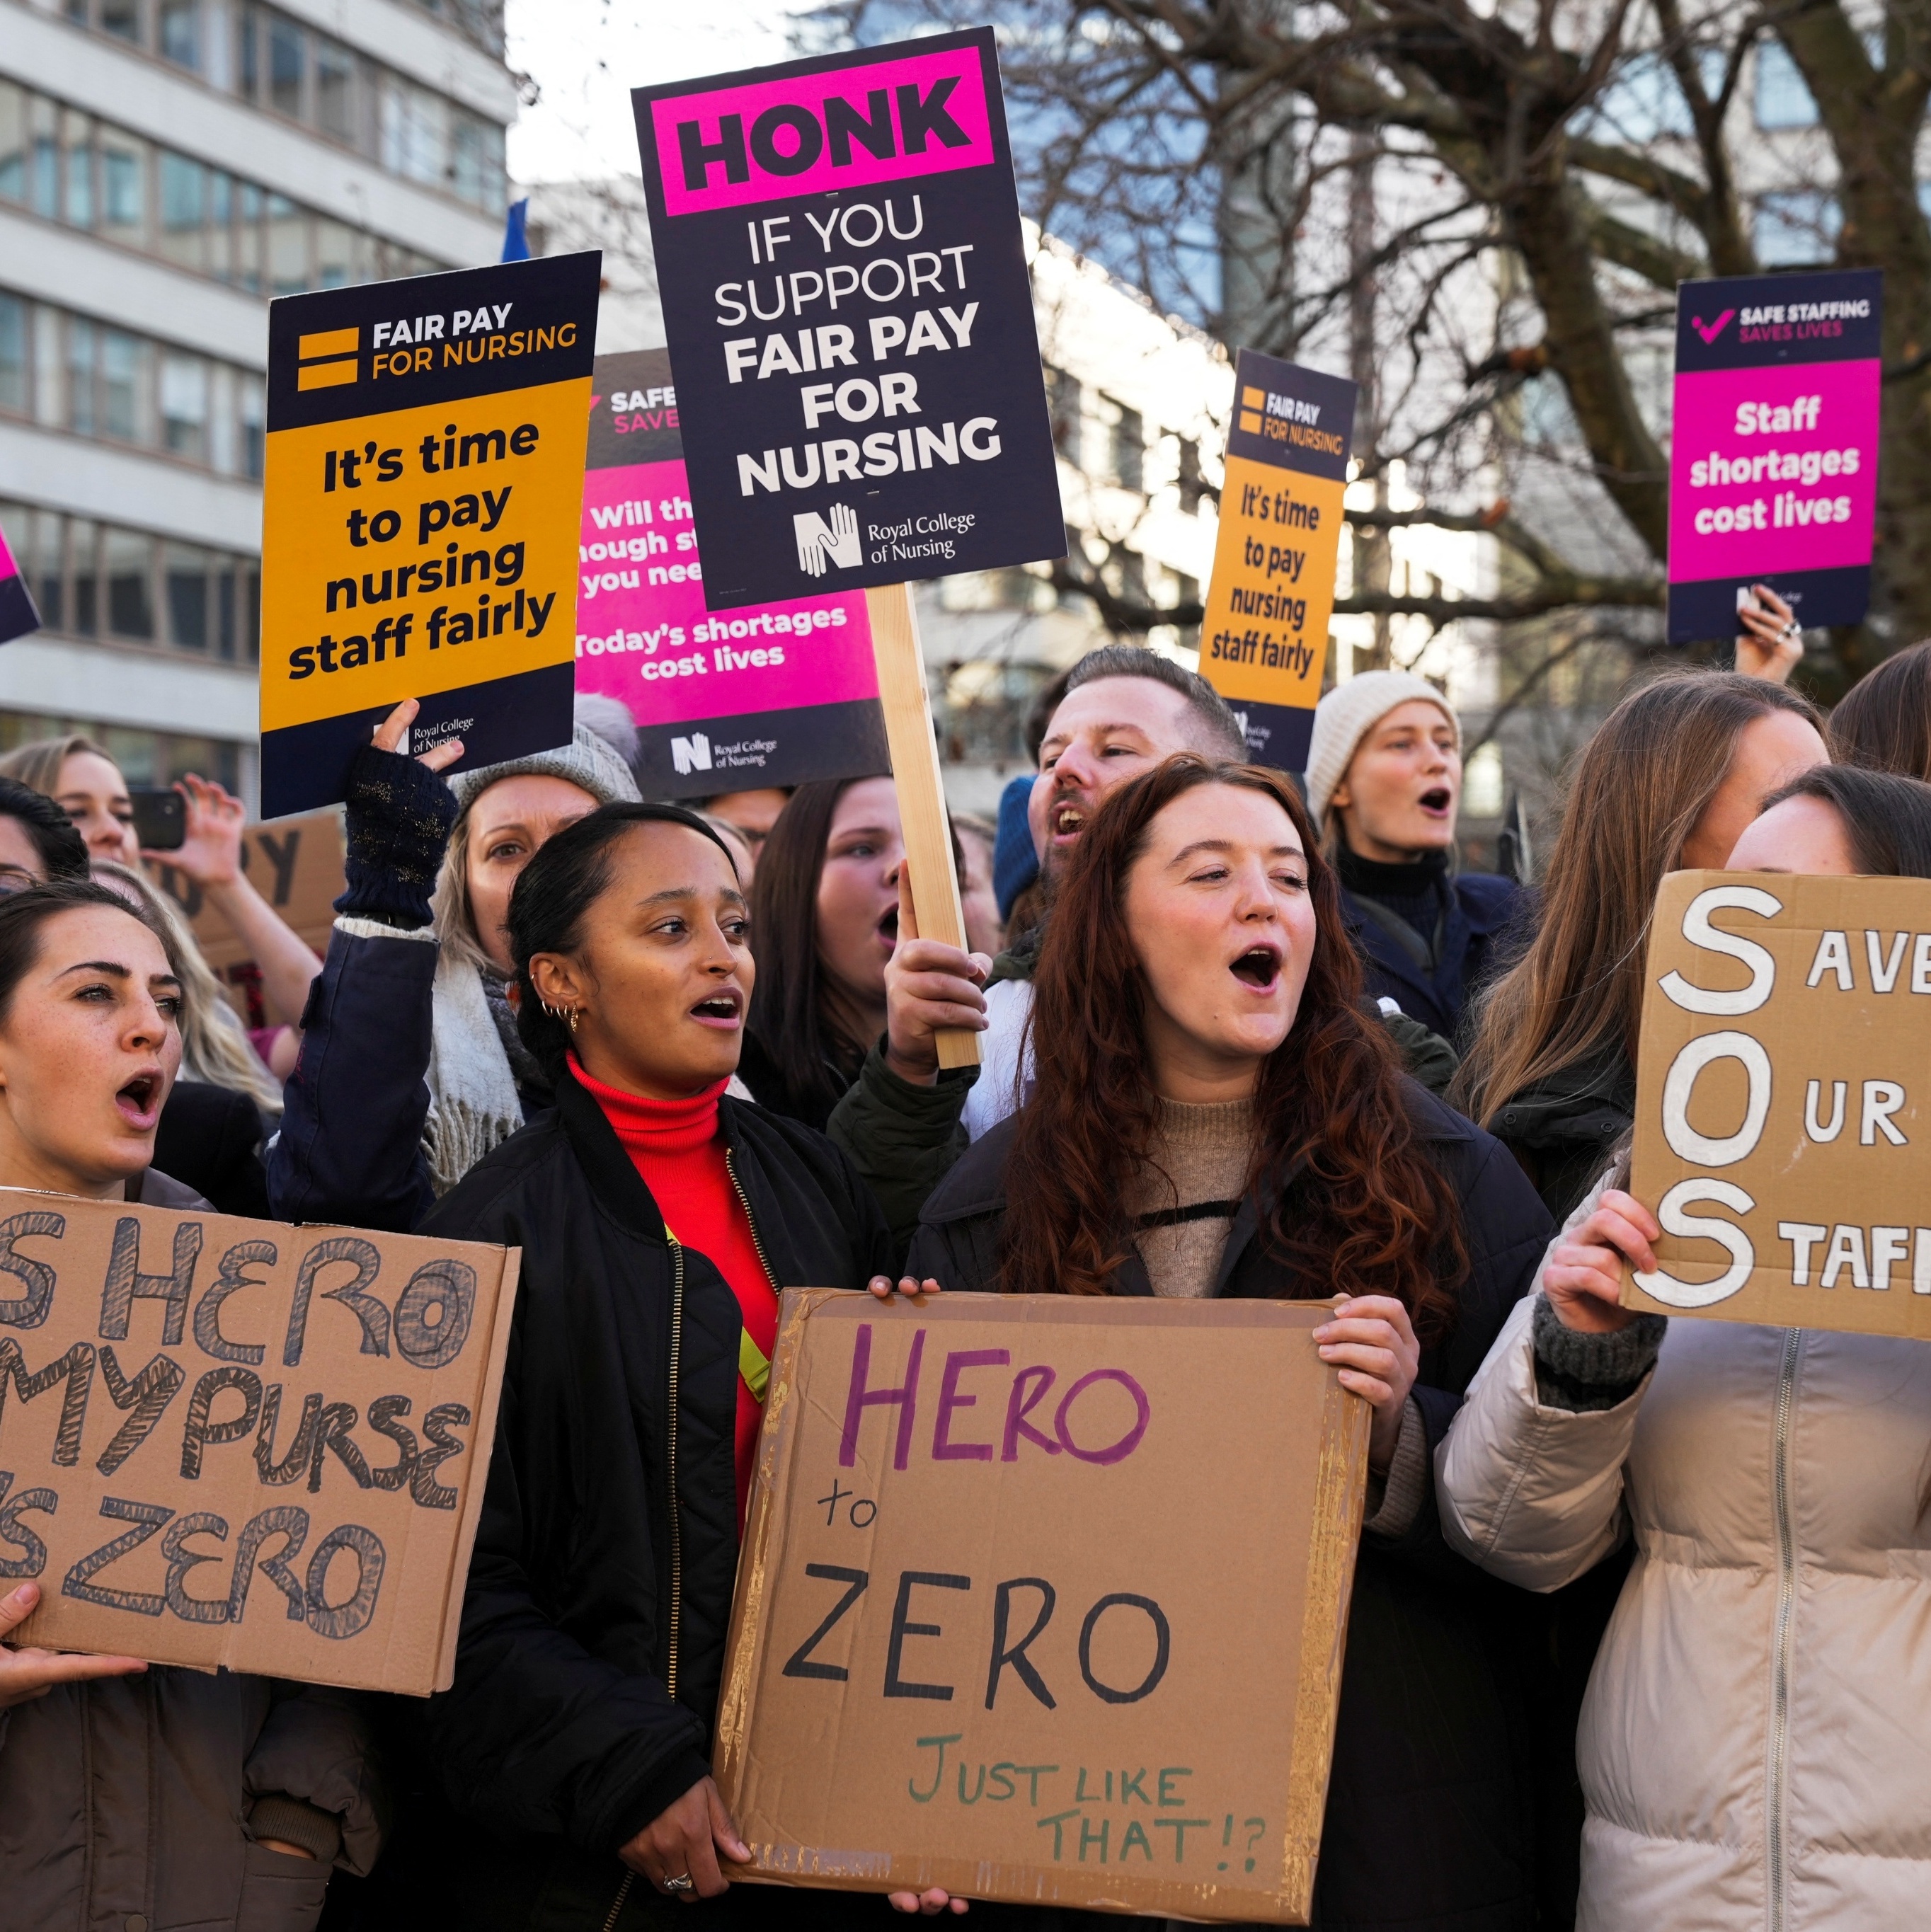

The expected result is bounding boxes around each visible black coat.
[408,1062,895,1928]
[1341,870,1522,1045]
[155,1078,270,1218]
[905,1082,1554,1932]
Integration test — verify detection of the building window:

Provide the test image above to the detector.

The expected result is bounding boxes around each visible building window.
[1109,402,1145,492]
[160,353,207,459]
[268,12,304,119]
[0,294,25,414]
[1755,42,1818,130]
[315,38,356,144]
[102,138,144,231]
[99,0,142,42]
[64,137,93,226]
[66,317,97,435]
[0,78,452,292]
[382,79,448,186]
[164,543,210,648]
[1177,437,1205,512]
[239,376,264,478]
[1755,191,1839,265]
[101,327,140,440]
[0,502,258,664]
[158,0,199,70]
[105,527,155,638]
[70,519,98,633]
[1046,366,1081,462]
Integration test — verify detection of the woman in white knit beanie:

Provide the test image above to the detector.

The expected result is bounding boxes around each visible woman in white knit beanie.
[1305,669,1521,1040]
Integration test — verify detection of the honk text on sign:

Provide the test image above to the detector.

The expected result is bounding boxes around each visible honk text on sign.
[1198,350,1357,772]
[1627,870,1931,1340]
[715,1290,1369,1921]
[631,29,1065,608]
[0,1188,518,1694]
[259,253,600,817]
[578,347,887,795]
[1667,268,1881,643]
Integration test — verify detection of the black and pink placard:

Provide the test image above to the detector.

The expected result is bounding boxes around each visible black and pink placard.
[1668,268,1881,642]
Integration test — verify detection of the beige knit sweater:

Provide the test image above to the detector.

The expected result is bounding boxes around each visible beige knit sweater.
[1128,1096,1254,1299]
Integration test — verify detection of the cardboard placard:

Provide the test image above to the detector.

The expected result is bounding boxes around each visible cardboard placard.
[1199,351,1357,773]
[0,1188,518,1694]
[578,348,888,797]
[0,514,42,646]
[1625,870,1931,1337]
[716,1291,1369,1922]
[630,28,1066,609]
[259,253,601,818]
[1667,268,1881,643]
[149,811,346,1023]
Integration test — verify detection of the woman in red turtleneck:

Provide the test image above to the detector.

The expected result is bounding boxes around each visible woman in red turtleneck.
[567,1056,774,1528]
[413,800,917,1932]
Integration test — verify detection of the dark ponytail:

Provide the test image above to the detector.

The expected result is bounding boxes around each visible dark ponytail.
[507,801,737,1071]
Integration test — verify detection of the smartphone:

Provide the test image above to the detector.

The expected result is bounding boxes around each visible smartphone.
[129,786,186,851]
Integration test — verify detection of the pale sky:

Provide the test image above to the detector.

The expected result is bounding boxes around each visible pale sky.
[505,0,805,185]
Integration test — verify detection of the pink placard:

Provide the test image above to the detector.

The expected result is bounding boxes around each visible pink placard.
[651,47,994,217]
[574,457,875,725]
[1668,360,1879,581]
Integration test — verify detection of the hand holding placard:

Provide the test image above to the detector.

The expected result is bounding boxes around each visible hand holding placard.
[1627,870,1931,1337]
[714,1290,1369,1922]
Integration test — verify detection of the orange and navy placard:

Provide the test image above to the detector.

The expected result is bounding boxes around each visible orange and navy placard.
[260,253,600,818]
[1200,349,1357,772]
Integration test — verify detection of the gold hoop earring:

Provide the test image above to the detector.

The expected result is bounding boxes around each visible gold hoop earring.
[566,1008,580,1035]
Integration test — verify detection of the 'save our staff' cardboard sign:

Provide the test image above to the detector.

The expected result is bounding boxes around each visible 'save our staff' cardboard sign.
[578,348,887,797]
[0,1189,517,1694]
[716,1292,1370,1923]
[1199,350,1357,772]
[258,253,600,818]
[1626,870,1931,1338]
[630,28,1065,608]
[1667,268,1882,643]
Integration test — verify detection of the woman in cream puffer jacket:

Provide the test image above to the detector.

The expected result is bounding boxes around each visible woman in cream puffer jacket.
[1437,1160,1931,1931]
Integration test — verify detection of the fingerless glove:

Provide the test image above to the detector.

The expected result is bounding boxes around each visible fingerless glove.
[335,744,458,930]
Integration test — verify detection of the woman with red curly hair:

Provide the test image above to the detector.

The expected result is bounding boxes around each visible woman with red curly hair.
[892,756,1554,1931]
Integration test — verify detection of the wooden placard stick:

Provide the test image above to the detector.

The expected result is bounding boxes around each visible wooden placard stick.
[865,582,980,1070]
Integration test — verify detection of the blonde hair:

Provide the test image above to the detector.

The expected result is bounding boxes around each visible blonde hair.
[93,861,284,1116]
[0,733,116,800]
[430,803,492,974]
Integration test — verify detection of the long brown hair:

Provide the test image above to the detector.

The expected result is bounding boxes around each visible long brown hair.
[745,778,868,1122]
[1454,672,1823,1126]
[999,757,1465,1336]
[1829,638,1931,779]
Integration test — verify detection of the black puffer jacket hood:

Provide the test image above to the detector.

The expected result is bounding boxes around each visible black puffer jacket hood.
[1486,1045,1634,1224]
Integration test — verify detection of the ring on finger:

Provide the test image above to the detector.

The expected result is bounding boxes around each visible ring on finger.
[663,1873,695,1894]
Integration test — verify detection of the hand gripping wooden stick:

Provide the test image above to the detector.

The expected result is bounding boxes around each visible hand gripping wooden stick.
[865,582,981,1070]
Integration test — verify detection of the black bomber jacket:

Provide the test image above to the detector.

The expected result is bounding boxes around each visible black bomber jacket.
[416,1063,894,1858]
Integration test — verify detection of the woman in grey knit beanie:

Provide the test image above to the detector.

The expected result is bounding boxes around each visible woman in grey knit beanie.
[422,724,642,1191]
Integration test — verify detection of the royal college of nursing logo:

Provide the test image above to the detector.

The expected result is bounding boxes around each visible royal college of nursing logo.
[794,504,861,576]
[671,731,713,777]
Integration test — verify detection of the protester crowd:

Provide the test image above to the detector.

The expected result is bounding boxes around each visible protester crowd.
[1,577,1928,1932]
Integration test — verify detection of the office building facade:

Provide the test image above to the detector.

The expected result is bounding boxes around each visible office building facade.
[1,0,512,804]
